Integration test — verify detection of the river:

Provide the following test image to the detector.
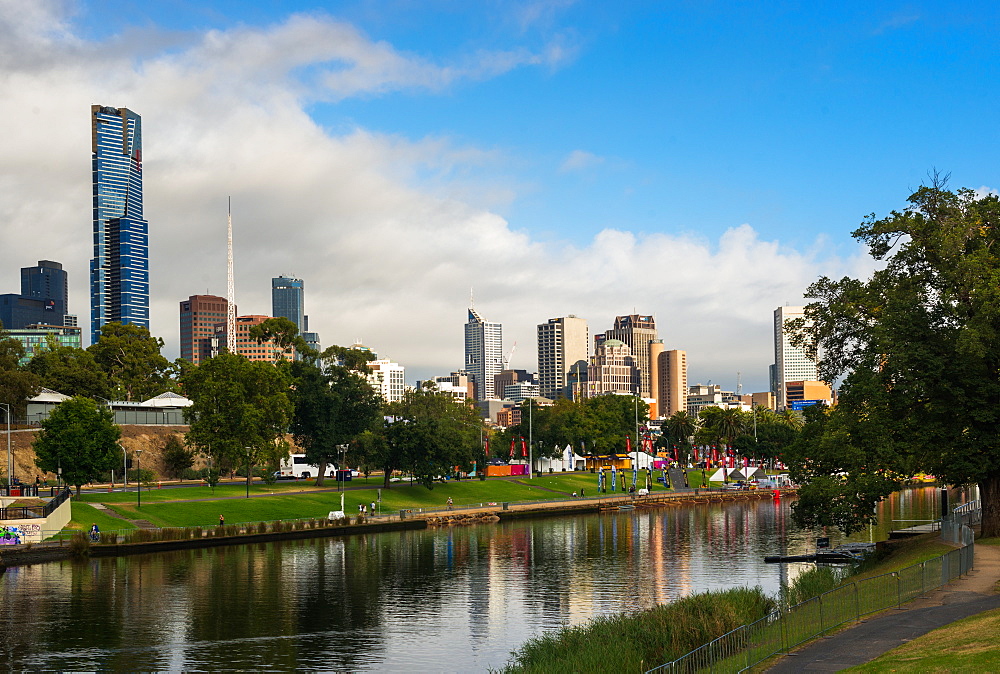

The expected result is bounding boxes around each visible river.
[0,486,956,671]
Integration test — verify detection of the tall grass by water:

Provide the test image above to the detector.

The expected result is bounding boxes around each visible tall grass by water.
[499,587,775,673]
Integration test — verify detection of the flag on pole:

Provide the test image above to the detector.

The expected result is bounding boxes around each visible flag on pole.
[611,465,617,491]
[484,437,490,456]
[521,437,528,458]
[632,465,638,490]
[510,438,516,459]
[626,435,632,454]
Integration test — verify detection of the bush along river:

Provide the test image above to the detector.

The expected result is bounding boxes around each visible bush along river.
[0,486,953,671]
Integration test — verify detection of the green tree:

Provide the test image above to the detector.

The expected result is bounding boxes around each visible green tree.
[181,353,292,495]
[161,435,195,480]
[88,322,172,401]
[790,181,1000,536]
[28,342,111,399]
[289,358,383,487]
[33,396,120,495]
[384,389,482,489]
[0,321,40,416]
[664,410,697,445]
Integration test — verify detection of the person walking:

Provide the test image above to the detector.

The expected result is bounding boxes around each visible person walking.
[370,501,377,515]
[447,497,453,510]
[219,514,225,527]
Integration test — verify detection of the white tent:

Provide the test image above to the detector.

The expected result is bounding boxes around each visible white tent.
[709,467,746,481]
[628,451,656,470]
[533,445,586,473]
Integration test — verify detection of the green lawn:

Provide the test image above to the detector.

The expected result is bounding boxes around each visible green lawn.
[67,470,686,530]
[65,502,139,532]
[846,607,1000,673]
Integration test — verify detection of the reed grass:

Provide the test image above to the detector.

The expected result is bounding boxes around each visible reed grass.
[500,586,775,673]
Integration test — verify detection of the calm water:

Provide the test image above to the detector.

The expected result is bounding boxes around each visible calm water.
[0,487,954,671]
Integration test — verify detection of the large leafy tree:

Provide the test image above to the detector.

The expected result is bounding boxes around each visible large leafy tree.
[33,396,120,495]
[28,341,111,400]
[289,357,383,486]
[382,389,482,489]
[0,321,40,416]
[181,353,292,493]
[88,322,172,401]
[790,181,1000,536]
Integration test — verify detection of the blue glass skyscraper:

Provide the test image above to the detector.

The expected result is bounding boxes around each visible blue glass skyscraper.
[90,105,149,343]
[271,276,305,333]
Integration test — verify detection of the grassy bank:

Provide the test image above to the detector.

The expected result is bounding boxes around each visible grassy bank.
[846,607,1000,673]
[499,587,776,673]
[65,471,692,530]
[501,532,952,673]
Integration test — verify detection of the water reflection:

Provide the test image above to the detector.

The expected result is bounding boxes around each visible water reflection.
[0,487,957,671]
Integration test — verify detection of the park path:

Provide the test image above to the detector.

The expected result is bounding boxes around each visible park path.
[766,542,1000,672]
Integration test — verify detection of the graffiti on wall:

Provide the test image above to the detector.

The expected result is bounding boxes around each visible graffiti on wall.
[0,525,23,545]
[0,523,41,545]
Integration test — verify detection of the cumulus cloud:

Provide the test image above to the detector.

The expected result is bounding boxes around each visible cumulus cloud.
[559,149,604,173]
[0,2,872,393]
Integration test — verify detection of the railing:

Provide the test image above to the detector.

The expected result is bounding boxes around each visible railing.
[646,528,975,674]
[0,487,71,520]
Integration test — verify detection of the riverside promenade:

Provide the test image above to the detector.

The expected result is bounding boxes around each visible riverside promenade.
[766,541,1000,672]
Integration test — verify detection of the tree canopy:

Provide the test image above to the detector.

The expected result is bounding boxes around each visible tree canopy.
[789,181,1000,536]
[181,353,293,493]
[33,396,121,495]
[0,321,40,415]
[88,322,172,401]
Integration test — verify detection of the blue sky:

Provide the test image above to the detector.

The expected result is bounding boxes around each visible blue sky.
[2,1,999,393]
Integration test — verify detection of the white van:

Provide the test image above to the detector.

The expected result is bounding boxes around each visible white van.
[275,454,336,480]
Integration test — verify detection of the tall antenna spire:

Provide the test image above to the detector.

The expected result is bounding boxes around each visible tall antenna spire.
[226,197,236,353]
[469,286,475,309]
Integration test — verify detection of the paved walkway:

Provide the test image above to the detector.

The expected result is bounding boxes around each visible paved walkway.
[766,542,1000,672]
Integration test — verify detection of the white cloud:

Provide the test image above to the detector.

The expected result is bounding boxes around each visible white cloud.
[0,3,873,394]
[559,149,604,173]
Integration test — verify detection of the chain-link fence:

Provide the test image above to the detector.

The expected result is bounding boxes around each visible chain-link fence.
[646,528,975,674]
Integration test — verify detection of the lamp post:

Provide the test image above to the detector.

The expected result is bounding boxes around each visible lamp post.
[0,403,11,494]
[527,398,533,479]
[121,445,128,489]
[134,449,143,508]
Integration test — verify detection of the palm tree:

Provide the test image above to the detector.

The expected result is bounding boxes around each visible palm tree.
[777,408,805,430]
[665,411,697,452]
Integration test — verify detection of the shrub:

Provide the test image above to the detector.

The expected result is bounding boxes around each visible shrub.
[182,468,201,481]
[69,532,91,558]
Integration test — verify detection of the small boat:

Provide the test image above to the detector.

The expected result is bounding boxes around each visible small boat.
[764,542,874,564]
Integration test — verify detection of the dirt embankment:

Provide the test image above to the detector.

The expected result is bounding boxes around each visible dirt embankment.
[6,426,192,482]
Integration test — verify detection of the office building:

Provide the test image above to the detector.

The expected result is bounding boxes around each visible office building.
[785,381,833,409]
[602,315,657,398]
[537,315,589,400]
[503,381,541,402]
[417,372,474,400]
[367,359,406,403]
[271,276,305,332]
[773,306,819,409]
[179,295,230,364]
[206,315,295,363]
[583,339,639,398]
[655,349,688,418]
[6,325,82,365]
[90,105,149,343]
[686,384,750,416]
[0,261,69,330]
[465,307,503,400]
[494,369,535,400]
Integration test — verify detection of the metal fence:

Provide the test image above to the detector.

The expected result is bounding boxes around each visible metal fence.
[646,528,975,674]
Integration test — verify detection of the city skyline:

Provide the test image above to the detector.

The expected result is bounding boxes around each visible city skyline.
[3,3,1000,392]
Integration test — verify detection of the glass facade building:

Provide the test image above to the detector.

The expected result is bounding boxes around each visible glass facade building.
[90,105,149,344]
[0,260,69,330]
[271,276,305,333]
[465,307,503,400]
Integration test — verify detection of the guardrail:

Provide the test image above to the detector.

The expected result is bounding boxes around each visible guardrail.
[646,527,975,674]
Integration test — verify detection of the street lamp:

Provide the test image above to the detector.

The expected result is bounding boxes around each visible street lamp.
[134,449,143,509]
[0,403,11,495]
[527,398,533,479]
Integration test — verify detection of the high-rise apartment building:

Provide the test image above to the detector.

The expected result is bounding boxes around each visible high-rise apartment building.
[655,349,688,418]
[90,105,149,343]
[179,295,230,364]
[773,306,819,409]
[537,315,589,399]
[465,307,503,400]
[367,359,406,403]
[602,315,657,397]
[0,260,69,329]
